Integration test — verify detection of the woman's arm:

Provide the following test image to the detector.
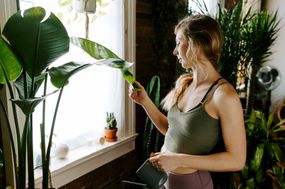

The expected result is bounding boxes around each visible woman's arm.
[129,82,169,135]
[150,84,246,172]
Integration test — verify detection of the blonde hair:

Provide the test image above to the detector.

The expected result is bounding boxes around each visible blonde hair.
[162,15,223,111]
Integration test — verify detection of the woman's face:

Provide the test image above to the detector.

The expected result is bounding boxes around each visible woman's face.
[173,29,191,68]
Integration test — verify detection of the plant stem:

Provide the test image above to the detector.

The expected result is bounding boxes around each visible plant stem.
[27,115,35,189]
[43,87,64,189]
[19,116,29,189]
[41,71,48,188]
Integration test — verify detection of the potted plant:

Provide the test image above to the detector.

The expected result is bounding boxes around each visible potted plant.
[104,112,118,142]
[0,6,138,189]
[233,110,285,189]
[214,0,280,115]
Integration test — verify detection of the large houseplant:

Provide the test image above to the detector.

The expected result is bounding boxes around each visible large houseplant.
[0,6,137,189]
[215,0,280,115]
[233,110,285,189]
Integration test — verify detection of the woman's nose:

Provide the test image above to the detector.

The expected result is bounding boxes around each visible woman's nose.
[173,48,177,56]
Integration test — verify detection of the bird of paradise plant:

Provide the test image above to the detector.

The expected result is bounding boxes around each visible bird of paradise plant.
[0,6,138,189]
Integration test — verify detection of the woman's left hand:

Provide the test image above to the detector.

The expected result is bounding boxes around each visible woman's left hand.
[149,152,180,172]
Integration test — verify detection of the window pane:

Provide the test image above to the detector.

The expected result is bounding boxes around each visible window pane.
[18,0,125,151]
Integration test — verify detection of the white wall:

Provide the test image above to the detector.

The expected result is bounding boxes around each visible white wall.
[264,0,285,105]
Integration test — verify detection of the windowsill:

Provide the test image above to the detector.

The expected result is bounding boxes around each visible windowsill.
[34,134,138,188]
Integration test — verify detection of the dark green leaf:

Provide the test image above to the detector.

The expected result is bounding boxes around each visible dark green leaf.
[0,37,22,84]
[270,143,282,161]
[11,97,45,115]
[15,72,45,98]
[48,62,91,88]
[251,143,265,172]
[11,90,58,115]
[3,7,69,77]
[70,37,119,59]
[246,178,255,188]
[70,37,140,91]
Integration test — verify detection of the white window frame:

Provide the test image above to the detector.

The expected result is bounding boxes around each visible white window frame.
[0,0,137,188]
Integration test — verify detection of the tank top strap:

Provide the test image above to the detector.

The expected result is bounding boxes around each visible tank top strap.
[200,77,223,104]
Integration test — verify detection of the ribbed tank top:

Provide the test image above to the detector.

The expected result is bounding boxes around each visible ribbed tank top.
[164,78,224,155]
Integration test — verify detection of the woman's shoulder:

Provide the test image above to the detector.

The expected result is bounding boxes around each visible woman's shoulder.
[212,80,240,105]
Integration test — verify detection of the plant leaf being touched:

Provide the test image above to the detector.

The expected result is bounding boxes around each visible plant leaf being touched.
[70,37,140,91]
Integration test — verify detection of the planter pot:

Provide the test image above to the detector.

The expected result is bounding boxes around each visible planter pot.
[104,128,117,142]
[75,0,96,13]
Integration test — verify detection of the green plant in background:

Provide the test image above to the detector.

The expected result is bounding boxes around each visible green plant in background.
[142,75,163,159]
[215,0,249,87]
[106,112,117,130]
[0,6,137,189]
[233,110,285,189]
[215,0,280,115]
[241,10,280,116]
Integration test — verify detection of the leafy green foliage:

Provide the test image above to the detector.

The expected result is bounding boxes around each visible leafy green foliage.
[143,75,163,159]
[70,37,140,91]
[234,110,285,188]
[0,37,21,84]
[0,6,137,189]
[3,7,70,78]
[215,0,247,86]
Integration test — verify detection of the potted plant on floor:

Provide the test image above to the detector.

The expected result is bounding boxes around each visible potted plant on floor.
[104,112,118,142]
[233,110,285,189]
[0,6,138,189]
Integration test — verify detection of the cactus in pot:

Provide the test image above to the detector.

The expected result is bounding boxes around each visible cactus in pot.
[104,112,118,142]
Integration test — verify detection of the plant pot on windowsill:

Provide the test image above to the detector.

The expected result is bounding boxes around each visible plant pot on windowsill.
[104,112,118,142]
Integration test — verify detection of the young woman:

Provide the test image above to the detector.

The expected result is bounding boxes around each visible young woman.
[129,15,246,189]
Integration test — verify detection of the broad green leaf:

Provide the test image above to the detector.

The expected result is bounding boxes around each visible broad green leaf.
[94,58,133,69]
[15,73,45,98]
[70,37,119,59]
[241,163,249,177]
[11,90,58,115]
[245,178,255,188]
[251,143,265,172]
[3,7,69,77]
[267,112,274,129]
[146,75,160,106]
[48,62,92,88]
[0,37,22,84]
[11,97,46,115]
[255,169,264,183]
[70,37,140,91]
[270,143,282,161]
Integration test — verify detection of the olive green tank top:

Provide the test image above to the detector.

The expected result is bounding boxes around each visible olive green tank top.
[164,78,224,155]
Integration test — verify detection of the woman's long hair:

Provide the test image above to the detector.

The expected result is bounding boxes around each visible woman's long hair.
[162,15,223,111]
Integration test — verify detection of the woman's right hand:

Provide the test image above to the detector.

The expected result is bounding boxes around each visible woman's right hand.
[129,81,149,106]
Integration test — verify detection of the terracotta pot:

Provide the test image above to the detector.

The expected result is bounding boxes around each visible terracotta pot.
[104,128,117,142]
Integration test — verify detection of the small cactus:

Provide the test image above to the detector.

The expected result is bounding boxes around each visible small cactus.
[106,112,117,130]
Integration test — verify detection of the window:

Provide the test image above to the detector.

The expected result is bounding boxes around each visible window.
[189,0,224,15]
[1,0,136,187]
